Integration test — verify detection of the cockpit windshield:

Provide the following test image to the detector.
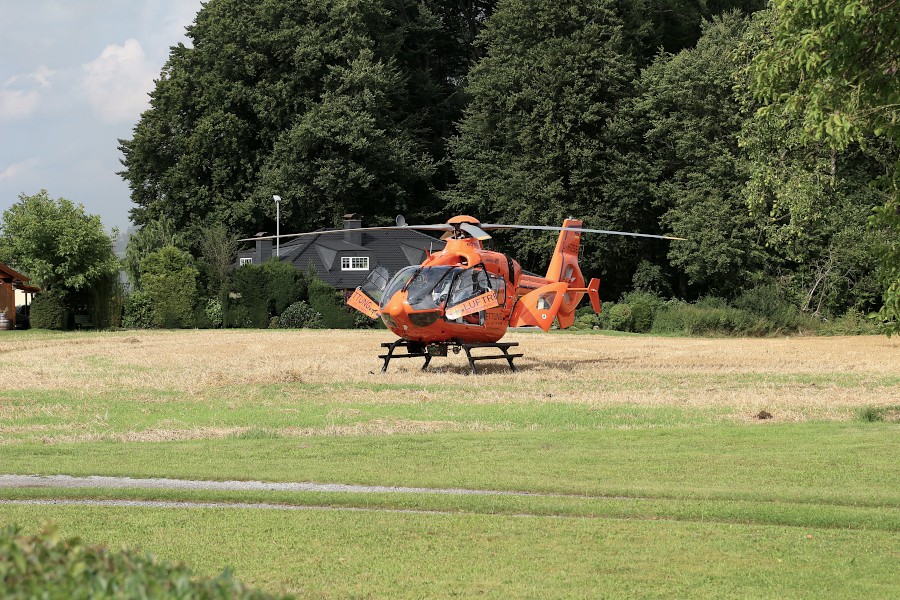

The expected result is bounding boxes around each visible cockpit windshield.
[379,266,419,310]
[378,265,496,315]
[406,266,457,310]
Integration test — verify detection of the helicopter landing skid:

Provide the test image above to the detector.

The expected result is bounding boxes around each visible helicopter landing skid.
[379,340,523,374]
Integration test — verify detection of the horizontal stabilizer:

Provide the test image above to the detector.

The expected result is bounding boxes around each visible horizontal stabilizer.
[587,278,601,313]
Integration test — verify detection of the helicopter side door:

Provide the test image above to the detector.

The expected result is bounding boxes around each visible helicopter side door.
[445,266,498,323]
[347,265,392,318]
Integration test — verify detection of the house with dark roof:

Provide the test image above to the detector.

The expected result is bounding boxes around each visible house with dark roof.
[237,214,446,291]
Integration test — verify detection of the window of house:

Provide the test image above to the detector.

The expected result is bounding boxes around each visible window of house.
[239,257,253,266]
[341,256,369,271]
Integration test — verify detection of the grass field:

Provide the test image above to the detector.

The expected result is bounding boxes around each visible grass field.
[1,329,898,597]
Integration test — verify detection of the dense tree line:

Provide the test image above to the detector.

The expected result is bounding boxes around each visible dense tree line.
[119,0,898,328]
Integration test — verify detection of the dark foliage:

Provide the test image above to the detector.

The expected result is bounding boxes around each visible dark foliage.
[308,277,355,328]
[29,291,67,330]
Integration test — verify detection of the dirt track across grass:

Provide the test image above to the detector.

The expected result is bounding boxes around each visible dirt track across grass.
[0,474,574,498]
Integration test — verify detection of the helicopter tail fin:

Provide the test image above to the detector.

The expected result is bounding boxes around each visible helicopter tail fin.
[546,219,587,328]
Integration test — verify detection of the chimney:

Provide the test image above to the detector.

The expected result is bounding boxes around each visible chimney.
[343,213,362,246]
[254,232,272,263]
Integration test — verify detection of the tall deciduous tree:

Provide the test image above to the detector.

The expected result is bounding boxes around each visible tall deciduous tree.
[747,1,899,329]
[0,190,119,296]
[120,0,470,244]
[449,0,636,276]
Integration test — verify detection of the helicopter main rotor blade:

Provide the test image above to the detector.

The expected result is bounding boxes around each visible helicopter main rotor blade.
[238,224,452,243]
[480,224,686,241]
[460,222,492,241]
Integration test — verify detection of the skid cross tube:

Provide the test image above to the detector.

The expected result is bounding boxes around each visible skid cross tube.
[379,340,523,374]
[379,340,431,372]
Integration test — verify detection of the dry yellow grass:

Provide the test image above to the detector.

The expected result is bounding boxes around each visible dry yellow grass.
[1,329,899,435]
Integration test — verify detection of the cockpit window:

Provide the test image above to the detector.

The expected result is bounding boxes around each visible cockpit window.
[359,265,391,304]
[448,267,490,307]
[379,265,419,310]
[406,266,457,310]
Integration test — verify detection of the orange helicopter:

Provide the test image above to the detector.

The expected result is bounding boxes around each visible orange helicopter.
[246,215,682,373]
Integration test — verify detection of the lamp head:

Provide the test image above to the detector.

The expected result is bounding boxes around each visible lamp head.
[273,195,281,203]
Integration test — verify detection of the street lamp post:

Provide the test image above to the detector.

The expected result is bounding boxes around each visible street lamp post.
[273,195,281,258]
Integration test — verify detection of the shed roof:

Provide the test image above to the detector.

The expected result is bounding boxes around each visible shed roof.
[0,263,29,284]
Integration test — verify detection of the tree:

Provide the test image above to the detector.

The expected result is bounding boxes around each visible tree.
[119,0,472,243]
[616,0,766,66]
[448,0,636,277]
[747,1,899,329]
[0,190,119,298]
[139,246,199,328]
[199,221,240,296]
[608,12,764,298]
[124,215,183,290]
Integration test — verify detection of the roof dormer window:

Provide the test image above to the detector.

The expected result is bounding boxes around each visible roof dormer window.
[341,256,369,271]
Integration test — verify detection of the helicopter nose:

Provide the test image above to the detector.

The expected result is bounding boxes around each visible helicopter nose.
[380,293,408,331]
[386,294,406,319]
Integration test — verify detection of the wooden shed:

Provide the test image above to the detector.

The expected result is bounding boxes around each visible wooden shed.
[0,262,38,328]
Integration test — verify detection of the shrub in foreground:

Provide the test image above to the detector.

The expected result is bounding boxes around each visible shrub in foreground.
[0,525,283,599]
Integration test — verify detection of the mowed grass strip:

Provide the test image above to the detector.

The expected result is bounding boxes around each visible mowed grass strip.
[1,483,898,532]
[0,504,896,599]
[1,424,897,507]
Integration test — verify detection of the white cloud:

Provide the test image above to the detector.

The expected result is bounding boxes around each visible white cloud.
[0,159,40,183]
[0,66,55,121]
[0,88,39,120]
[82,39,156,123]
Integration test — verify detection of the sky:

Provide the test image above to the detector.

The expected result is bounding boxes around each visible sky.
[0,1,204,234]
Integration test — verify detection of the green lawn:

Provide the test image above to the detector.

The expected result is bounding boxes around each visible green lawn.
[1,330,898,597]
[1,503,896,599]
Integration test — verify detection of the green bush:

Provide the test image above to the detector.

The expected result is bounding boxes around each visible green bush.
[594,300,616,329]
[88,272,125,328]
[204,298,223,328]
[308,277,354,328]
[821,308,879,335]
[651,301,762,336]
[733,284,806,331]
[571,312,599,330]
[122,291,153,329]
[605,303,634,332]
[262,260,306,316]
[0,525,281,599]
[223,261,307,328]
[29,291,67,330]
[140,245,199,328]
[621,291,664,333]
[223,264,269,328]
[279,300,324,329]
